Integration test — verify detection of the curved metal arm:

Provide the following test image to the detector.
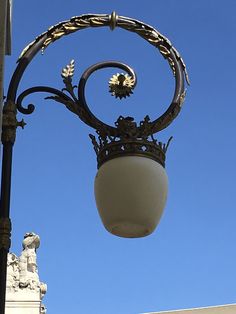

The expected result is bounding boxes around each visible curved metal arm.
[15,61,137,135]
[6,35,48,103]
[76,51,184,136]
[77,61,137,136]
[16,86,77,115]
[150,48,185,133]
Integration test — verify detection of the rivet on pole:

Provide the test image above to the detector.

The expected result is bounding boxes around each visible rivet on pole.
[109,11,118,31]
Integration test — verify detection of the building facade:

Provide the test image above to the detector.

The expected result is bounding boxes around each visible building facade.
[145,304,236,314]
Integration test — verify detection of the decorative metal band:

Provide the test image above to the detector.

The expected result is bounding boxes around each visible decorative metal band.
[90,116,173,169]
[92,138,166,169]
[109,11,118,30]
[1,101,26,144]
[0,217,12,250]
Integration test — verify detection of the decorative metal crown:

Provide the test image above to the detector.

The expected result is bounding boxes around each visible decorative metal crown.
[90,115,172,169]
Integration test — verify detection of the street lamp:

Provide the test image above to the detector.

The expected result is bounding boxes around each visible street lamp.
[0,12,189,313]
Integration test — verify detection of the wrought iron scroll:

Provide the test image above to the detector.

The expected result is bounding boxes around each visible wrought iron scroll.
[15,61,137,138]
[6,12,189,138]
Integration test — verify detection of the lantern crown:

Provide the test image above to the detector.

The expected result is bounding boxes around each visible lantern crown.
[90,115,173,169]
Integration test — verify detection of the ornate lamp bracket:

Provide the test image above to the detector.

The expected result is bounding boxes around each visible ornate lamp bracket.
[3,11,189,166]
[0,13,189,313]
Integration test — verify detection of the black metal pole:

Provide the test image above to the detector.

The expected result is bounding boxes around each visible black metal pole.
[0,33,46,314]
[0,142,13,314]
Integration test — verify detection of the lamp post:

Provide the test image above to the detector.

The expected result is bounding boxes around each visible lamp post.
[0,12,189,313]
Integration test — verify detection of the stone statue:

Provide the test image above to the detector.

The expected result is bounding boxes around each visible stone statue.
[6,232,47,314]
[6,253,19,291]
[19,232,40,289]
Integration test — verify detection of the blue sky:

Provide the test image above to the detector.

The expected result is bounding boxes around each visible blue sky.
[3,1,236,313]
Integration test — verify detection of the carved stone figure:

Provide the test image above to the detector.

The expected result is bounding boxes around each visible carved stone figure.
[6,253,19,291]
[6,232,47,314]
[19,232,40,289]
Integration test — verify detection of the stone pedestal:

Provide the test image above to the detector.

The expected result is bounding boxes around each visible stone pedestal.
[6,290,42,314]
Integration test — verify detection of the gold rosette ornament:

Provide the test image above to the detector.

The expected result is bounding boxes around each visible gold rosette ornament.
[109,73,135,99]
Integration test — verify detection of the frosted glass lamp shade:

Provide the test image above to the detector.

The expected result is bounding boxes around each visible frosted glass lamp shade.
[94,156,168,238]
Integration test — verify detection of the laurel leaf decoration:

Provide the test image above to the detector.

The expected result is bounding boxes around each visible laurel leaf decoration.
[61,60,75,78]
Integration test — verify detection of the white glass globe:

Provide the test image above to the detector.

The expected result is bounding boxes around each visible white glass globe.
[94,156,168,238]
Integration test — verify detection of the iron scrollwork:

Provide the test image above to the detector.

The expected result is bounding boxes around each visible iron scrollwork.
[3,11,189,167]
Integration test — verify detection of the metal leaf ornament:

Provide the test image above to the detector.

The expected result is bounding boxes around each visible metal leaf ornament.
[61,59,75,79]
[60,59,78,102]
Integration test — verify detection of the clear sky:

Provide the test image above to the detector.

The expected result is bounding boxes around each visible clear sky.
[3,1,236,313]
